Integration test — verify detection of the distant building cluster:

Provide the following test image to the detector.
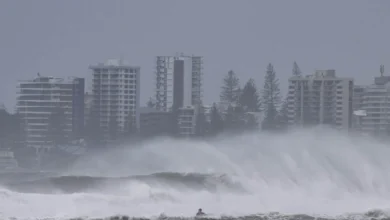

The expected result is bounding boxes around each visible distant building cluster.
[352,68,390,135]
[12,54,390,153]
[153,54,203,136]
[15,54,206,151]
[286,65,390,137]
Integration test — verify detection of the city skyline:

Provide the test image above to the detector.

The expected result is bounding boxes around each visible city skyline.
[2,56,388,112]
[1,0,389,110]
[1,2,390,218]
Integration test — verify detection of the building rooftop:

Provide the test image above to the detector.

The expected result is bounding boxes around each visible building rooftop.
[89,59,140,69]
[18,75,82,84]
[374,76,390,85]
[289,70,353,81]
[157,53,203,58]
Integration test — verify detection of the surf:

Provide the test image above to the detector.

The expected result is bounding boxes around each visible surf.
[1,127,390,219]
[4,172,245,194]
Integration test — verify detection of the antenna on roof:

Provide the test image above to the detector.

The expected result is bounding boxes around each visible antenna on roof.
[380,65,384,77]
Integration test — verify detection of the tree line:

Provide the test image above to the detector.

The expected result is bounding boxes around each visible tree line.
[193,62,301,137]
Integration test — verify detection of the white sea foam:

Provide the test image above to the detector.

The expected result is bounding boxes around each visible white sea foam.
[2,128,390,219]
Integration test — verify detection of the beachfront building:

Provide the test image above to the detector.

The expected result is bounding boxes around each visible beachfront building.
[89,59,140,141]
[287,70,353,130]
[16,74,85,149]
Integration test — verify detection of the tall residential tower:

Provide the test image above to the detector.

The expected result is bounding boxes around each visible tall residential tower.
[89,59,140,140]
[155,54,203,112]
[359,75,390,135]
[287,70,353,130]
[16,75,85,149]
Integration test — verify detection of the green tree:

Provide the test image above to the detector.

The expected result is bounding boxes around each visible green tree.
[276,98,289,130]
[239,78,261,112]
[261,63,281,130]
[224,105,236,131]
[220,70,241,105]
[12,113,27,148]
[0,108,12,147]
[245,113,259,131]
[224,105,246,132]
[209,103,224,136]
[292,61,302,76]
[147,97,156,108]
[0,109,26,148]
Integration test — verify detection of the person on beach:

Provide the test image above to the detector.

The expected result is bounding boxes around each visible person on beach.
[196,208,205,217]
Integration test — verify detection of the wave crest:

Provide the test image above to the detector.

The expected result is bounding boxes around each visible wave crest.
[4,172,245,194]
[5,210,389,220]
[2,129,390,219]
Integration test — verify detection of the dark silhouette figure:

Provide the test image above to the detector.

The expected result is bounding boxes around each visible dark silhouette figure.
[196,208,205,217]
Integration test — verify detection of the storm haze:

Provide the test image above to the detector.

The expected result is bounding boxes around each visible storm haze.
[0,0,389,109]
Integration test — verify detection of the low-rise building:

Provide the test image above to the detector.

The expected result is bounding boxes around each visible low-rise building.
[139,107,172,138]
[177,106,197,137]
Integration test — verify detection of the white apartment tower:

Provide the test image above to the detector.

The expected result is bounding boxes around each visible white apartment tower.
[353,85,366,111]
[155,54,203,112]
[287,70,353,129]
[16,75,85,149]
[360,75,390,135]
[89,59,140,138]
[351,85,367,131]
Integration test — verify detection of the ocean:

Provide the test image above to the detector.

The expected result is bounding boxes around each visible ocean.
[1,128,390,220]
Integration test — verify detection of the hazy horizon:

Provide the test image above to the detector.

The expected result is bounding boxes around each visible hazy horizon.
[0,0,389,110]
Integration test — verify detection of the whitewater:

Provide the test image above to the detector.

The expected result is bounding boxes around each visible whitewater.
[2,128,390,220]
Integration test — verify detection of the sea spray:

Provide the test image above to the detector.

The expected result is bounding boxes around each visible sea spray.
[1,128,390,219]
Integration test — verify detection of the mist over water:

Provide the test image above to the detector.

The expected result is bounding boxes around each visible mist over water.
[2,127,390,219]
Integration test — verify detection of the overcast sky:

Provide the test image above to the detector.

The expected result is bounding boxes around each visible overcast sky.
[0,0,389,110]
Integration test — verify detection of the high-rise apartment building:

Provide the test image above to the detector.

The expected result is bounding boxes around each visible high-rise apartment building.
[287,70,353,129]
[89,59,140,139]
[353,85,366,111]
[360,76,390,135]
[155,54,203,112]
[352,85,367,131]
[16,75,85,149]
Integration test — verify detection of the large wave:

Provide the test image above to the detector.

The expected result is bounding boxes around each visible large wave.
[2,128,390,220]
[5,172,245,194]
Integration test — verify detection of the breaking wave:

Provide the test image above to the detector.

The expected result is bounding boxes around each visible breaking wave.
[2,128,390,220]
[5,172,245,194]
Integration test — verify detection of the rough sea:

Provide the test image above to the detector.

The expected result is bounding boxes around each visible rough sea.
[1,128,390,220]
